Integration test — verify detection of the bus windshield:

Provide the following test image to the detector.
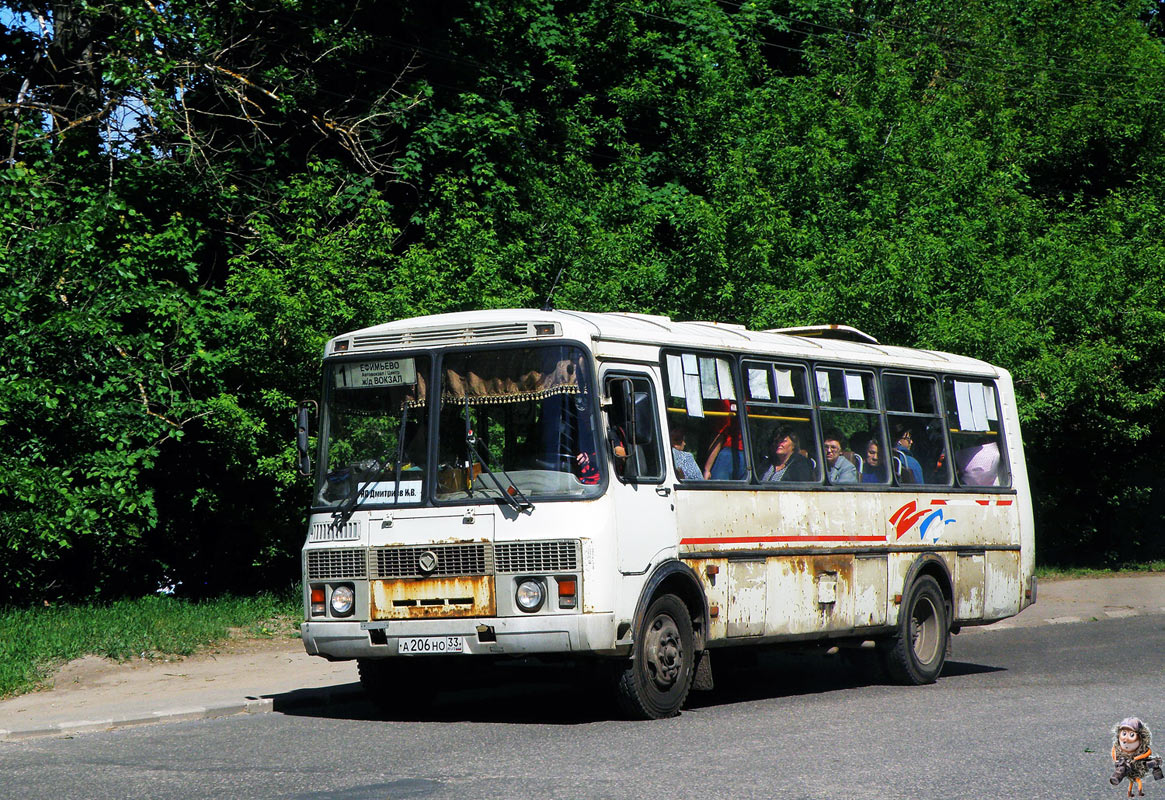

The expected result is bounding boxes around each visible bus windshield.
[435,345,603,502]
[315,354,431,509]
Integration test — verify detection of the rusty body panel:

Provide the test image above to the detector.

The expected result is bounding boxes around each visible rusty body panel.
[853,554,888,627]
[727,560,766,637]
[983,550,1022,618]
[677,487,1024,643]
[763,553,856,636]
[370,575,495,620]
[956,553,985,619]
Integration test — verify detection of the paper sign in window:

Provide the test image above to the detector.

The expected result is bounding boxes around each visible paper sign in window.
[666,355,685,399]
[699,357,719,399]
[684,374,704,418]
[968,382,990,431]
[356,480,423,505]
[985,385,998,421]
[340,358,416,389]
[775,368,795,399]
[716,359,736,400]
[816,371,832,404]
[954,381,990,432]
[845,373,866,403]
[748,368,771,400]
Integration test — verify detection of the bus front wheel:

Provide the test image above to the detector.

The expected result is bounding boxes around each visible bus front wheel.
[615,594,696,720]
[878,574,949,685]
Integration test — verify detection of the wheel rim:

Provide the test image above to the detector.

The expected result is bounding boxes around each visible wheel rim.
[644,612,683,690]
[909,594,940,665]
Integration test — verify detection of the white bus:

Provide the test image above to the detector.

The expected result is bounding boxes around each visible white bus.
[297,309,1035,718]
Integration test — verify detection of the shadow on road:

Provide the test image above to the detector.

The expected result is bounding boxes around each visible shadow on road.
[268,648,1005,725]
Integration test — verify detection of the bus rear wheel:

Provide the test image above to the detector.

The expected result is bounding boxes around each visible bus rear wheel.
[878,575,949,685]
[615,594,695,720]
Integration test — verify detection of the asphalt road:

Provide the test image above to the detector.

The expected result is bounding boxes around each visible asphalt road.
[2,616,1163,800]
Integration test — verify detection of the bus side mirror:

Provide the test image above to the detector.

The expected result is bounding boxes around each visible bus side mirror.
[607,379,660,481]
[631,391,656,446]
[296,402,313,477]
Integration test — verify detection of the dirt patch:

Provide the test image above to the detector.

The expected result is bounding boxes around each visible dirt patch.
[42,635,303,695]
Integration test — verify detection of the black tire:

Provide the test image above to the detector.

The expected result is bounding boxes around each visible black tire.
[357,657,437,714]
[614,594,696,719]
[878,574,949,685]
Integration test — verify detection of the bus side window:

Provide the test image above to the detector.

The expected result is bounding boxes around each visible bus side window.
[661,353,746,481]
[943,377,1009,488]
[884,373,951,486]
[815,367,881,485]
[605,375,664,483]
[745,361,820,484]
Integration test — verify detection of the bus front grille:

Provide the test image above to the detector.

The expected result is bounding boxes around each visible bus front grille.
[308,540,581,583]
[372,543,493,579]
[306,548,368,580]
[495,541,580,573]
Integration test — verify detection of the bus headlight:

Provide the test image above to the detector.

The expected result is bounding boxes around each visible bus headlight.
[515,578,545,612]
[330,584,355,617]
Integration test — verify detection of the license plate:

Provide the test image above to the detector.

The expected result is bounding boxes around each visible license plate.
[397,636,465,655]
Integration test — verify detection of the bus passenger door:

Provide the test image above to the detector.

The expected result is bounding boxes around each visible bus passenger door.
[602,370,676,575]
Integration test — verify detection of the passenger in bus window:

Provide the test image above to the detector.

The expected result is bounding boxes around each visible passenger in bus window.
[861,438,887,483]
[955,439,1001,486]
[823,430,858,484]
[893,425,924,484]
[576,416,628,482]
[607,424,628,476]
[760,426,814,482]
[670,424,703,481]
[929,450,947,484]
[574,450,601,485]
[703,401,746,480]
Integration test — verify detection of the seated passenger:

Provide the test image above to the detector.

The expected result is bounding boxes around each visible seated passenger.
[823,430,858,484]
[929,449,948,484]
[760,426,815,482]
[574,450,601,484]
[703,402,746,480]
[861,439,887,483]
[670,424,703,481]
[574,423,626,483]
[955,440,1001,486]
[893,425,924,484]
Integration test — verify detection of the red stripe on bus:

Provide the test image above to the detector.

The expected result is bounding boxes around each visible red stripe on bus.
[680,535,887,545]
[930,499,947,505]
[996,500,1013,506]
[976,500,991,506]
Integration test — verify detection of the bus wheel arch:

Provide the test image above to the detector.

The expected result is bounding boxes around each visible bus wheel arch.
[880,555,953,685]
[633,560,709,651]
[615,561,708,719]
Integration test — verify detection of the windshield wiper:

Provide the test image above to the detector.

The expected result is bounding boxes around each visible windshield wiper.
[465,428,534,513]
[330,405,411,532]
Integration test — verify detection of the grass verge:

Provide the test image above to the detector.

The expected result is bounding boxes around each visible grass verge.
[1035,561,1165,581]
[0,593,301,699]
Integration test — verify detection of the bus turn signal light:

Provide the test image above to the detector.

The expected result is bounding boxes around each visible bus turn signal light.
[556,576,577,609]
[310,586,326,616]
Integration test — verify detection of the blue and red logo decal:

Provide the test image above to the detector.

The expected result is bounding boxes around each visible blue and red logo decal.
[890,501,956,544]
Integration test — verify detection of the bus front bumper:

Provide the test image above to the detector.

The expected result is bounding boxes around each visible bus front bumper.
[301,613,619,660]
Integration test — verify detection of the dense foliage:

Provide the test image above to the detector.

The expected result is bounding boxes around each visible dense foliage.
[2,0,1164,603]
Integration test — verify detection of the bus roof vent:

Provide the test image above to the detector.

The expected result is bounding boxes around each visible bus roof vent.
[765,324,880,344]
[350,322,553,350]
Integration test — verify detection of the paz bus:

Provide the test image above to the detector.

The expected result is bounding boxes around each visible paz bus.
[296,309,1035,719]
